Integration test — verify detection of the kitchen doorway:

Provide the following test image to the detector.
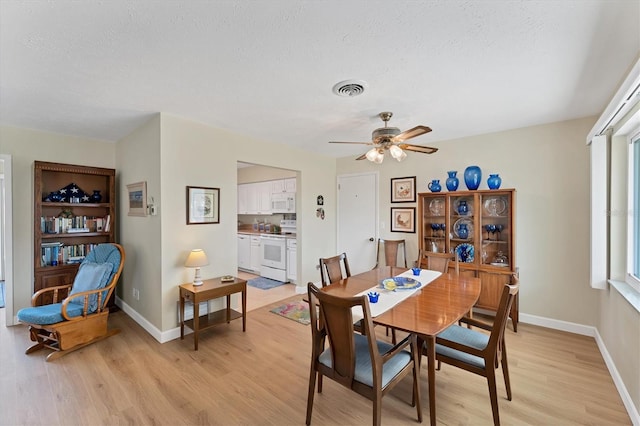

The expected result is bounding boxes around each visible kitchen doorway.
[237,161,299,311]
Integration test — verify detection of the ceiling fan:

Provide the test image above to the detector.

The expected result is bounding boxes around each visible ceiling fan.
[329,112,437,163]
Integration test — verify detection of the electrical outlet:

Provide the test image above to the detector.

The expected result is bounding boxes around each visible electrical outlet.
[133,288,140,300]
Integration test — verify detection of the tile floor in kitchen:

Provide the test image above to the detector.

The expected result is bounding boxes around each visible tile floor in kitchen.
[236,270,300,312]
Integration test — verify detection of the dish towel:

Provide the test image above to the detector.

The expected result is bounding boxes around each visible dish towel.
[351,269,442,322]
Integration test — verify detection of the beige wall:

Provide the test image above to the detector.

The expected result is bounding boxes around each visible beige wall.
[0,125,116,318]
[338,117,600,325]
[115,115,163,326]
[116,113,336,332]
[238,164,296,184]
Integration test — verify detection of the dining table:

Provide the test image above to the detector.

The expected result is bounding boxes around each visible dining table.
[320,265,481,426]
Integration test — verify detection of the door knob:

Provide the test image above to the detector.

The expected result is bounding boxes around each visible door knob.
[369,237,374,241]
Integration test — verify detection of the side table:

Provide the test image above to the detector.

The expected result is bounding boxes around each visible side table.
[179,276,247,350]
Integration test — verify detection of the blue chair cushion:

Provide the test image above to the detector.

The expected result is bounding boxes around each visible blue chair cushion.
[68,261,113,313]
[318,333,412,387]
[85,244,121,275]
[17,302,85,325]
[436,324,489,369]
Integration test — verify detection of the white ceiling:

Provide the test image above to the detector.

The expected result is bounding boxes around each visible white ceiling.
[1,1,638,159]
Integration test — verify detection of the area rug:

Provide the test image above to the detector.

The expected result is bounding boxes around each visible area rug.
[270,300,310,325]
[247,276,286,290]
[0,281,4,308]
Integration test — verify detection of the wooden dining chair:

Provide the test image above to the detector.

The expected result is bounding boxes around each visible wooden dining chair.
[374,238,407,268]
[417,250,455,273]
[306,282,422,426]
[319,252,351,286]
[425,275,520,425]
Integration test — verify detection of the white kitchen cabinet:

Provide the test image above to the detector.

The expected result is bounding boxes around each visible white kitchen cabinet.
[250,236,262,273]
[238,182,271,215]
[284,178,296,193]
[271,178,296,194]
[286,238,297,283]
[237,234,251,270]
[256,181,272,214]
[237,184,249,214]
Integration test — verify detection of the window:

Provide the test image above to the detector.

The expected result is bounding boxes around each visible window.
[628,129,640,291]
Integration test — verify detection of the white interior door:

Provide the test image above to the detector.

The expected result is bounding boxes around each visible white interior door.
[337,172,378,274]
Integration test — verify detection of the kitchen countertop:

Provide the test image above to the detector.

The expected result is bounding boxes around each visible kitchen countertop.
[238,230,296,238]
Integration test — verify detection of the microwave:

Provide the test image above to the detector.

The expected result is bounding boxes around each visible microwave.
[271,193,295,213]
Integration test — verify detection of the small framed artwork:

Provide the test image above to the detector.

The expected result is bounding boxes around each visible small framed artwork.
[391,176,416,203]
[391,207,416,233]
[187,186,220,225]
[126,181,147,217]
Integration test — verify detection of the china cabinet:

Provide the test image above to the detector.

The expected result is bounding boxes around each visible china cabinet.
[34,161,116,305]
[418,189,518,329]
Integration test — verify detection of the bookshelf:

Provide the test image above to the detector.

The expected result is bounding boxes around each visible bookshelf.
[34,161,116,305]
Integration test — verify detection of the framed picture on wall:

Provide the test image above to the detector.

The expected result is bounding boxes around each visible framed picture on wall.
[187,186,220,224]
[391,176,416,203]
[126,181,147,217]
[390,207,415,233]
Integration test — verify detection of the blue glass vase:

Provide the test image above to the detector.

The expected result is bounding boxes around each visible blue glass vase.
[487,174,502,190]
[464,165,482,190]
[446,171,459,191]
[428,179,442,193]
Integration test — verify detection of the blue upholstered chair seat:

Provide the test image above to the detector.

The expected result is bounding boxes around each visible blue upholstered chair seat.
[17,302,85,325]
[436,324,489,369]
[319,332,412,387]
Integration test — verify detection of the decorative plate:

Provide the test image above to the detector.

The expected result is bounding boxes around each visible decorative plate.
[453,218,473,239]
[428,198,444,216]
[483,197,507,216]
[455,243,475,263]
[453,197,474,216]
[379,277,422,291]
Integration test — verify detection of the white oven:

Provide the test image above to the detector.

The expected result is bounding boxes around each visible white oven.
[260,235,287,282]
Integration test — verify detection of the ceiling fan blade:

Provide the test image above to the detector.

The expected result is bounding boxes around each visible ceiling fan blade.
[394,125,432,142]
[355,153,368,160]
[329,141,374,145]
[400,143,438,154]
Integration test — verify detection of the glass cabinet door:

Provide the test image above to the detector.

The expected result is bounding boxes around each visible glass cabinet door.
[479,192,512,268]
[422,195,447,254]
[449,194,476,263]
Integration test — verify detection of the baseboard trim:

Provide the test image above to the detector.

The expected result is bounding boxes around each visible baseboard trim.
[520,313,639,425]
[116,296,189,344]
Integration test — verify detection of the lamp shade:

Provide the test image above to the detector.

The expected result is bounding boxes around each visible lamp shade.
[185,249,209,267]
[185,249,209,286]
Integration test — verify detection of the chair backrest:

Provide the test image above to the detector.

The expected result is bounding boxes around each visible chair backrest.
[72,243,125,311]
[375,239,407,268]
[489,276,520,354]
[319,253,351,287]
[307,282,377,387]
[418,250,454,273]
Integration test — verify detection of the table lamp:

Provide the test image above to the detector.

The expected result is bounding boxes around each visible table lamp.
[185,249,209,286]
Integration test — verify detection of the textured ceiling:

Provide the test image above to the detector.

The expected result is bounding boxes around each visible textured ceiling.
[1,1,638,158]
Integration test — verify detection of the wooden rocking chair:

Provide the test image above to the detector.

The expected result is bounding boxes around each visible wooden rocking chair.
[17,243,125,361]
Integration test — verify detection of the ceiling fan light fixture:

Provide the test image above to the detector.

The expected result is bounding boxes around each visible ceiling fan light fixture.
[389,144,406,161]
[365,147,379,162]
[373,150,385,164]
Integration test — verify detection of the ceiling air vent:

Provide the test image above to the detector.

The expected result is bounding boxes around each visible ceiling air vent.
[332,79,368,97]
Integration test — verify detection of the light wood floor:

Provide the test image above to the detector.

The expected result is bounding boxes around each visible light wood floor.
[0,296,630,426]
